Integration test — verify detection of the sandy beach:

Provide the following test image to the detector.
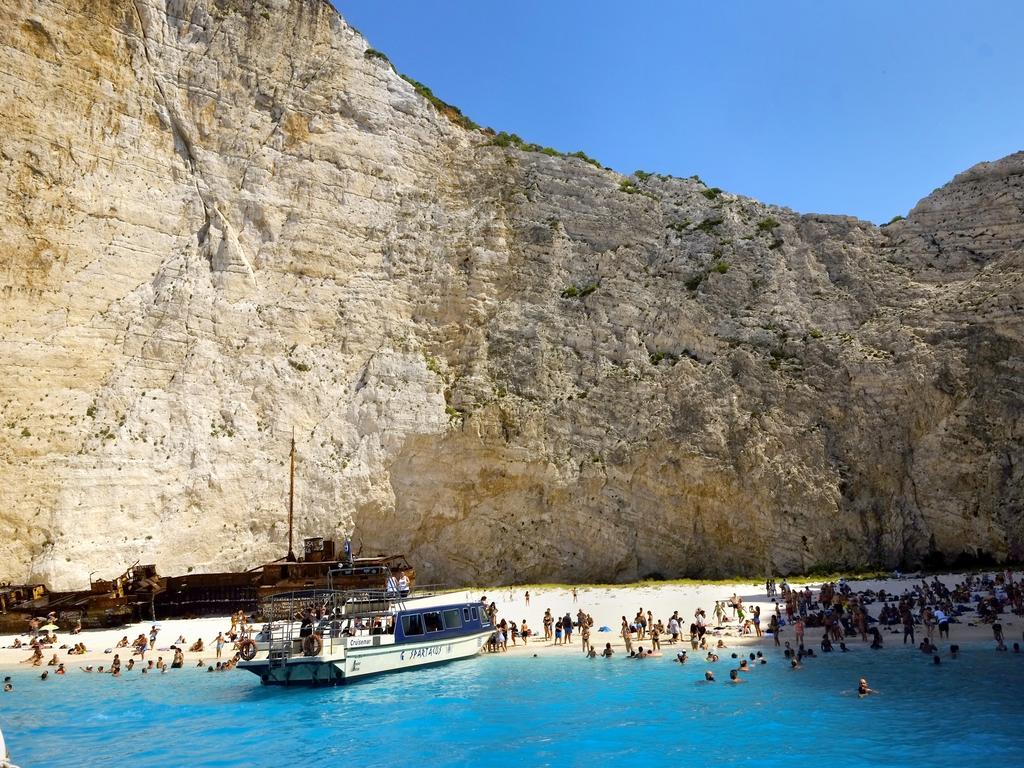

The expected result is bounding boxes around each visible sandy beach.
[1,572,1014,674]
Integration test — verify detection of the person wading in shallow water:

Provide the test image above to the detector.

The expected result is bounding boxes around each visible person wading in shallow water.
[621,617,633,655]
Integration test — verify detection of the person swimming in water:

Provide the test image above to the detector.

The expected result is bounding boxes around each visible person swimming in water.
[729,669,745,683]
[703,670,715,682]
[858,678,875,696]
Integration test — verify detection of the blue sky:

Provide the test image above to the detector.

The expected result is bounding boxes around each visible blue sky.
[335,2,1024,223]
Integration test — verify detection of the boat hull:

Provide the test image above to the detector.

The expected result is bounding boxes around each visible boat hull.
[238,630,492,686]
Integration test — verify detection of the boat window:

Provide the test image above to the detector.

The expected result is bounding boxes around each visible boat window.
[402,614,424,636]
[423,612,444,632]
[443,609,462,630]
[463,607,471,622]
[471,606,479,621]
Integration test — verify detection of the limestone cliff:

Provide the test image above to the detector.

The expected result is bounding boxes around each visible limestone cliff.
[1,0,1021,588]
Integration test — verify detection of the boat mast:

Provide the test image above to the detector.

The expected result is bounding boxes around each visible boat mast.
[287,429,296,562]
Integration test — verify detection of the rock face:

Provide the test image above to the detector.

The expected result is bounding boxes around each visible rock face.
[1,0,1021,589]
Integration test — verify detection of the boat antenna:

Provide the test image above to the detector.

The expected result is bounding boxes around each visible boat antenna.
[286,429,296,562]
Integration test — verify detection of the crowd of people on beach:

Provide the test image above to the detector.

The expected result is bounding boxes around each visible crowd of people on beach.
[477,569,1024,688]
[3,571,1023,690]
[2,609,254,683]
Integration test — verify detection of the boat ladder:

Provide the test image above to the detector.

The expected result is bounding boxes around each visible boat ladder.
[267,622,296,669]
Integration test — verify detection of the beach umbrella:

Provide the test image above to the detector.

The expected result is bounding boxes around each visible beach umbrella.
[41,623,59,631]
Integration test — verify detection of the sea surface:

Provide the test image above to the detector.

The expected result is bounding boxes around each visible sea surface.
[2,643,1022,767]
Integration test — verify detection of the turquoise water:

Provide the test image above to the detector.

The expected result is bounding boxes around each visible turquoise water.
[2,644,1023,767]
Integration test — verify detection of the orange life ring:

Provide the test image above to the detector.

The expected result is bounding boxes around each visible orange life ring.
[302,633,323,657]
[239,639,257,661]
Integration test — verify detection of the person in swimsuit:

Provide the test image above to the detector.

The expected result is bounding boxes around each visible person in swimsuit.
[858,678,875,696]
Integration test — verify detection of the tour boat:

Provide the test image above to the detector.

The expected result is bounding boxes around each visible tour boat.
[236,582,494,686]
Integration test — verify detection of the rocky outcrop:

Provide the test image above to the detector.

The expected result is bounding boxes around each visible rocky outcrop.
[1,0,1021,588]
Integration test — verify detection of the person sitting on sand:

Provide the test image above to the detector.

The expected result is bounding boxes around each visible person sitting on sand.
[22,647,43,666]
[115,636,129,648]
[47,653,59,666]
[858,678,875,696]
[189,638,204,653]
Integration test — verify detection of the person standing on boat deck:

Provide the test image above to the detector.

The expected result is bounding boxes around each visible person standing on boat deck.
[386,574,398,597]
[299,608,314,638]
[397,574,409,597]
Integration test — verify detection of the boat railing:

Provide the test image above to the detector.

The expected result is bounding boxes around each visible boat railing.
[259,583,462,622]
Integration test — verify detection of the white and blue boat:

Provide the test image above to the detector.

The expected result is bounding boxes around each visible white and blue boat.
[236,579,494,687]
